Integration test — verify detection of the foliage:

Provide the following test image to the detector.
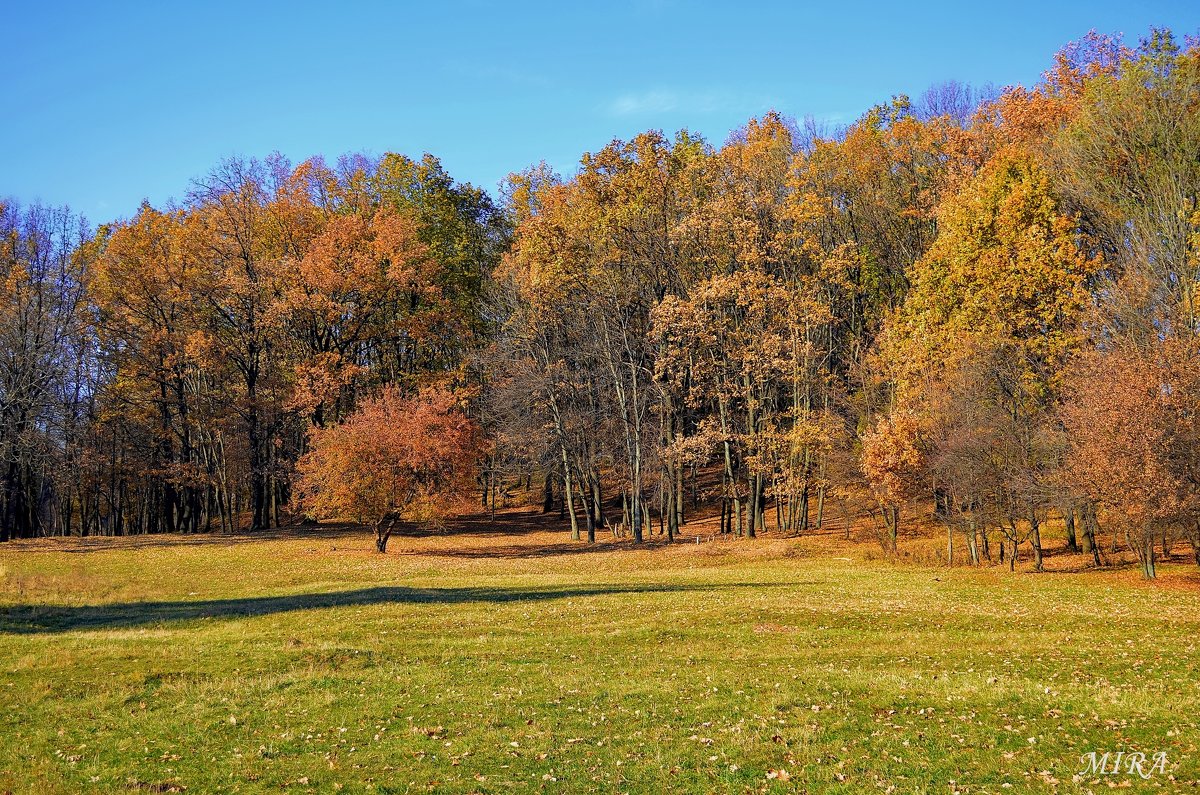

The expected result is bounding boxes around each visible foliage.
[5,29,1200,582]
[1060,336,1200,577]
[296,386,481,527]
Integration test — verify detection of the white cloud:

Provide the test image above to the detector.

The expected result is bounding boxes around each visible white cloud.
[608,90,681,116]
[605,89,775,118]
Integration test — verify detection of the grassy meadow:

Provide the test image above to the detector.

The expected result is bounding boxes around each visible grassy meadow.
[1,510,1198,793]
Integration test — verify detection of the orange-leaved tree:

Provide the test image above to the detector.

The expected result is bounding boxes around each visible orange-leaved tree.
[860,410,923,553]
[295,386,481,552]
[1060,336,1200,578]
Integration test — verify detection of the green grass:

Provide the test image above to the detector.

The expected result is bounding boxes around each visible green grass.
[1,521,1198,793]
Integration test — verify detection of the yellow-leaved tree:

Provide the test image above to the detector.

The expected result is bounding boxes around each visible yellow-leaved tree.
[873,147,1099,565]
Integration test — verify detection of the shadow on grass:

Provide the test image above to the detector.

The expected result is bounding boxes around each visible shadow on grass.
[11,522,362,553]
[0,581,782,635]
[7,509,582,554]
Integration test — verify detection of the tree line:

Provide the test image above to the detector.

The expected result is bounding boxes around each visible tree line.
[2,31,1197,577]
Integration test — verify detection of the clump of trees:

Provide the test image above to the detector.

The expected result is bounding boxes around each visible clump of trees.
[1,154,505,541]
[4,29,1199,577]
[487,30,1200,578]
[0,203,91,540]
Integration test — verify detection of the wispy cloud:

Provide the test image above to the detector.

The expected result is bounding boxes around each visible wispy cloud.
[605,89,775,118]
[608,90,682,116]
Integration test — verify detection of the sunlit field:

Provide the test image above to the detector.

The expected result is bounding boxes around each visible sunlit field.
[3,510,1198,794]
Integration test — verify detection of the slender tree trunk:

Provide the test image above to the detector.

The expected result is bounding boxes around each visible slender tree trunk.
[589,474,604,530]
[748,474,761,538]
[375,514,396,553]
[558,475,566,519]
[717,397,741,537]
[489,469,497,522]
[1029,509,1044,572]
[1081,502,1101,566]
[582,480,596,544]
[542,473,554,514]
[1137,530,1157,579]
[663,473,673,542]
[883,505,899,553]
[798,483,810,534]
[675,462,685,529]
[561,448,578,541]
[663,396,680,538]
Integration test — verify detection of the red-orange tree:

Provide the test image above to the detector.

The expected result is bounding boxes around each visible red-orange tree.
[1060,337,1200,578]
[295,386,481,551]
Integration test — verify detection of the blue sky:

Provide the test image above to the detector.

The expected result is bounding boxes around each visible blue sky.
[6,0,1198,222]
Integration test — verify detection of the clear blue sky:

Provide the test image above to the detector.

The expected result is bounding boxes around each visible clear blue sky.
[6,0,1197,222]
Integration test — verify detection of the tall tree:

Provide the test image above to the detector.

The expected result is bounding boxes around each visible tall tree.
[0,202,92,539]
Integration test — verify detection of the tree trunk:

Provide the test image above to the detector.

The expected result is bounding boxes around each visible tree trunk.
[562,448,578,541]
[718,398,741,538]
[798,484,810,534]
[748,474,761,538]
[1064,507,1079,553]
[1081,502,1102,566]
[582,481,596,544]
[489,470,497,522]
[542,473,554,514]
[816,484,825,530]
[1137,530,1157,579]
[375,514,396,553]
[246,362,272,532]
[1030,510,1044,572]
[883,505,899,553]
[591,476,604,531]
[675,463,685,529]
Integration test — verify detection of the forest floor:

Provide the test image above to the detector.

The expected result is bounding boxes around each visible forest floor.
[1,506,1199,793]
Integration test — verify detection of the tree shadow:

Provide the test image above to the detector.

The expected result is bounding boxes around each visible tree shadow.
[397,536,682,560]
[20,523,363,554]
[0,581,780,635]
[423,508,567,537]
[13,509,576,554]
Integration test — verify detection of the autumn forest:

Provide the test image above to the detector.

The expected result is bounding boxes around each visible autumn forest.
[4,30,1200,581]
